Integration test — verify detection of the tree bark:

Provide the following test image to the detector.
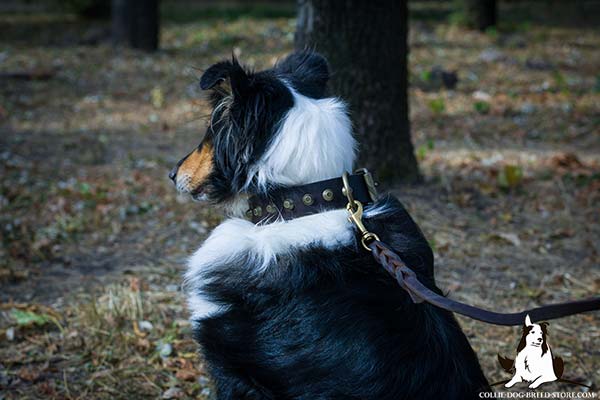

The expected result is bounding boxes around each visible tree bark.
[111,0,159,51]
[295,0,420,183]
[74,0,111,19]
[463,0,496,31]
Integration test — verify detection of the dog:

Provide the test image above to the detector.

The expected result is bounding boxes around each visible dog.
[169,51,490,399]
[499,314,563,389]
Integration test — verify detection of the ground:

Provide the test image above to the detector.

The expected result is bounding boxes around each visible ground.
[1,2,599,399]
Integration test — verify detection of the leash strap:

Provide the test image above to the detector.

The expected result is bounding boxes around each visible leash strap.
[368,240,600,326]
[338,172,600,326]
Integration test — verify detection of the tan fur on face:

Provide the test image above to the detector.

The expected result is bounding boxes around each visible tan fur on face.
[178,144,214,192]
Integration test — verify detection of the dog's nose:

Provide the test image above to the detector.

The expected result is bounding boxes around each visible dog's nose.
[537,338,543,342]
[169,165,178,182]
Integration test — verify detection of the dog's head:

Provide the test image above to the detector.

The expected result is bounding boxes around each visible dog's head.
[517,314,549,354]
[169,51,356,210]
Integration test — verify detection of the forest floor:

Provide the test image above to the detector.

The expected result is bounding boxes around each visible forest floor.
[1,2,599,399]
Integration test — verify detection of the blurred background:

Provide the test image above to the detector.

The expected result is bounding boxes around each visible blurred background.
[0,0,599,398]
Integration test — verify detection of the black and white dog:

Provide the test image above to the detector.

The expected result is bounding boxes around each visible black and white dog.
[501,315,562,389]
[169,52,490,399]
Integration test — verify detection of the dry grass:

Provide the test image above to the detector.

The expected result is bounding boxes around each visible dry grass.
[1,278,209,399]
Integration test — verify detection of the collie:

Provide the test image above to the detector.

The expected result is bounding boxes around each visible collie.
[502,315,562,389]
[169,51,490,399]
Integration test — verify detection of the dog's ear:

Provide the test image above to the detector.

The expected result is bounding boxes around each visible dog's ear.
[525,314,533,327]
[200,59,250,97]
[200,61,233,90]
[275,51,329,98]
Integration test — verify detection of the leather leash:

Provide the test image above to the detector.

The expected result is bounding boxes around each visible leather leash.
[341,172,600,326]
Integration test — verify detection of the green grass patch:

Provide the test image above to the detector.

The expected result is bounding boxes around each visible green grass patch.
[428,98,446,114]
[474,101,491,115]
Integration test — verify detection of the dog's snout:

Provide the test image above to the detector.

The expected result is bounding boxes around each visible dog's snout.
[169,165,179,182]
[170,151,194,183]
[537,338,543,342]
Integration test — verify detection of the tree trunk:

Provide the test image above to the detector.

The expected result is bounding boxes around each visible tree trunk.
[73,0,111,19]
[111,0,159,51]
[463,0,496,31]
[295,0,420,183]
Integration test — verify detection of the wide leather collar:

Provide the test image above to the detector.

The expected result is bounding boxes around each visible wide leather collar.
[246,170,378,224]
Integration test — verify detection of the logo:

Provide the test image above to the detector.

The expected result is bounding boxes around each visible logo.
[495,314,590,389]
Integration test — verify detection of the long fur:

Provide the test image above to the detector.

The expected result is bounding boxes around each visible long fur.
[188,197,489,399]
[246,86,356,191]
[173,51,490,399]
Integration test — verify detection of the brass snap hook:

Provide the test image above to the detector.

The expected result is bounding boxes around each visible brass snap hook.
[343,172,380,251]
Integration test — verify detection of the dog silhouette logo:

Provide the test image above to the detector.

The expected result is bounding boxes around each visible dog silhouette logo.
[496,314,589,389]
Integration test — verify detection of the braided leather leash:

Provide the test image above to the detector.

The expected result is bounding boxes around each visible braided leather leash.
[341,173,600,326]
[368,240,600,326]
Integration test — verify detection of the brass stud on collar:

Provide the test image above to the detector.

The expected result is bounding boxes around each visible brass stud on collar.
[322,189,334,202]
[302,194,314,206]
[283,199,294,210]
[266,204,276,214]
[245,209,253,218]
[253,206,262,217]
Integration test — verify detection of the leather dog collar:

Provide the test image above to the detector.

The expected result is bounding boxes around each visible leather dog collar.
[246,169,378,224]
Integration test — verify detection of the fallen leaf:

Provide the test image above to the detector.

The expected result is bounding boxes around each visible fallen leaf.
[136,338,151,351]
[498,165,523,189]
[491,232,521,247]
[151,87,164,108]
[550,152,582,169]
[176,368,197,381]
[501,232,520,247]
[11,309,50,327]
[18,366,41,382]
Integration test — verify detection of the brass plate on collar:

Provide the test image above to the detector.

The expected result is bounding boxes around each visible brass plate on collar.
[354,168,378,202]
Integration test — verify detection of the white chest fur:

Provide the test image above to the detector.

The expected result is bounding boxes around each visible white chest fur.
[184,209,354,321]
[515,347,555,380]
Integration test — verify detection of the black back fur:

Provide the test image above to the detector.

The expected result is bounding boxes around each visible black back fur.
[192,197,490,399]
